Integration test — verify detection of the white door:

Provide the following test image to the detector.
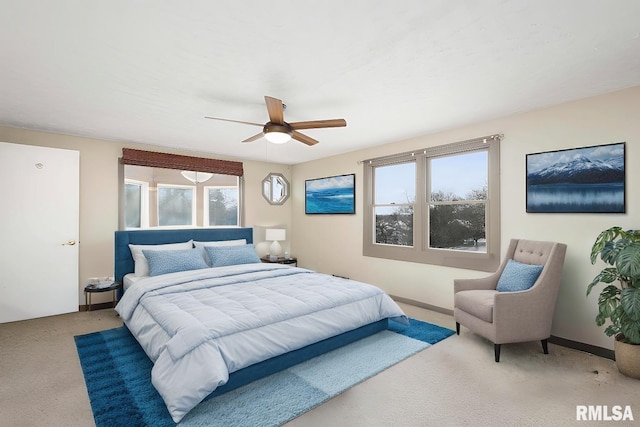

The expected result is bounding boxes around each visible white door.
[0,142,79,323]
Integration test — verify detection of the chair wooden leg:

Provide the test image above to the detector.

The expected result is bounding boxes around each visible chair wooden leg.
[541,339,549,354]
[456,322,460,335]
[494,344,501,362]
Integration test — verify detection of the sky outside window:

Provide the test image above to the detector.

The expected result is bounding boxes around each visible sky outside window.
[431,151,488,199]
[375,162,416,204]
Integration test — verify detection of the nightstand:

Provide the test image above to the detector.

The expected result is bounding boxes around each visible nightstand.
[84,282,123,311]
[260,256,297,267]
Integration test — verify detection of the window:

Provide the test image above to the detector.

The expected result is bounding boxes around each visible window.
[428,151,487,251]
[157,184,196,227]
[205,183,239,226]
[374,162,415,246]
[124,179,149,229]
[262,173,290,205]
[119,148,244,229]
[363,135,501,272]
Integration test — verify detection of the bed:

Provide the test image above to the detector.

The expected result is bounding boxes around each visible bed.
[114,227,408,423]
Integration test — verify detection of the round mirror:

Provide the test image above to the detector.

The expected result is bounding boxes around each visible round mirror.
[262,173,290,205]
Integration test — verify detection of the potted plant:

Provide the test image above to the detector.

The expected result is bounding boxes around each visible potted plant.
[588,226,640,379]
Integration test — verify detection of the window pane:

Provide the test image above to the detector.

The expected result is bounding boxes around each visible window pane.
[124,183,141,228]
[429,202,486,252]
[208,187,238,226]
[375,206,413,246]
[431,151,487,201]
[375,162,415,204]
[272,176,284,200]
[158,187,193,226]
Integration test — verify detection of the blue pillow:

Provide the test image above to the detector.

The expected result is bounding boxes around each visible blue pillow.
[142,249,209,277]
[496,259,544,292]
[204,244,261,268]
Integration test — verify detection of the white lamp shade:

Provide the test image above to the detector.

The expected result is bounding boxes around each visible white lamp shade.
[265,229,286,242]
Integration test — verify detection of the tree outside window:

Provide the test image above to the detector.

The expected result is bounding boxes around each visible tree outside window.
[206,186,239,226]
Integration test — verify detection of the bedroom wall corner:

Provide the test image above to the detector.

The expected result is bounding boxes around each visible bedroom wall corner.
[241,160,293,257]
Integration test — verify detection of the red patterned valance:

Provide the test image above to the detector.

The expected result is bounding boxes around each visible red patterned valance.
[121,148,243,176]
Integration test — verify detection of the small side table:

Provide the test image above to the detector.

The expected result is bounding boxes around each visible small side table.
[260,256,297,267]
[84,282,123,311]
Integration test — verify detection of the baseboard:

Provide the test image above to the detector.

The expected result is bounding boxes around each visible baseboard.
[548,335,615,360]
[390,295,454,316]
[394,296,615,360]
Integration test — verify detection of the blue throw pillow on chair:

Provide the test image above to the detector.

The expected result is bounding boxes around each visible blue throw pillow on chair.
[496,259,544,292]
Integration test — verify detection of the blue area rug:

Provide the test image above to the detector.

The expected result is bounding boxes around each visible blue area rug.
[75,319,454,427]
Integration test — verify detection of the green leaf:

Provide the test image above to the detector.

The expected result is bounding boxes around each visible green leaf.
[601,284,622,297]
[590,227,622,264]
[600,240,627,265]
[616,242,640,278]
[604,306,625,337]
[595,313,606,327]
[604,324,619,337]
[587,268,619,295]
[621,287,640,321]
[619,313,640,344]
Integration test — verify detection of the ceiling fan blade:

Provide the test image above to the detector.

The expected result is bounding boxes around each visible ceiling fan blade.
[242,132,264,143]
[292,131,319,146]
[264,96,285,124]
[289,119,347,130]
[204,116,263,127]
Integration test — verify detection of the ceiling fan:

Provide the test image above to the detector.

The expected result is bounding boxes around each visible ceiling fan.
[205,96,347,146]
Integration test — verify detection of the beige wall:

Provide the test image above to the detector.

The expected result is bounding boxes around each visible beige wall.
[0,127,292,305]
[2,85,637,350]
[291,85,640,351]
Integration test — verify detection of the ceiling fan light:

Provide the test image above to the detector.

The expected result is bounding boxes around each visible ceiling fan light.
[264,131,292,144]
[263,122,292,144]
[181,171,214,184]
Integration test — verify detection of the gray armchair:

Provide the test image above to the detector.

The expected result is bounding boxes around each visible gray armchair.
[454,239,567,362]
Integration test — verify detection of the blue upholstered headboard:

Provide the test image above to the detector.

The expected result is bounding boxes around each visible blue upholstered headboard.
[114,227,254,283]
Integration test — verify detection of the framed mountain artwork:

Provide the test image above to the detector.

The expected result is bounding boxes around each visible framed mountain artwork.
[526,142,625,213]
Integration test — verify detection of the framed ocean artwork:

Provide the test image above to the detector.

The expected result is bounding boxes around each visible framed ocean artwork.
[526,142,625,213]
[305,173,355,214]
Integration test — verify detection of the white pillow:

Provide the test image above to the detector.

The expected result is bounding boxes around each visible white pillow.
[128,240,193,277]
[194,239,247,265]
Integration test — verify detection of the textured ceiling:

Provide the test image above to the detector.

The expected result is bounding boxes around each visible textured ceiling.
[1,1,639,164]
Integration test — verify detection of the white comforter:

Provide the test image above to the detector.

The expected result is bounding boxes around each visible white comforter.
[115,263,407,422]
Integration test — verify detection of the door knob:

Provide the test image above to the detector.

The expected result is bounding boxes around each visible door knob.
[62,240,76,246]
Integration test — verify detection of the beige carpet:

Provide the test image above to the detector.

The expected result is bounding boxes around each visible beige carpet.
[0,303,638,426]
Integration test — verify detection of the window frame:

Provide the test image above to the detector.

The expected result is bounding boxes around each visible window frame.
[262,173,290,205]
[124,178,149,229]
[363,135,501,272]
